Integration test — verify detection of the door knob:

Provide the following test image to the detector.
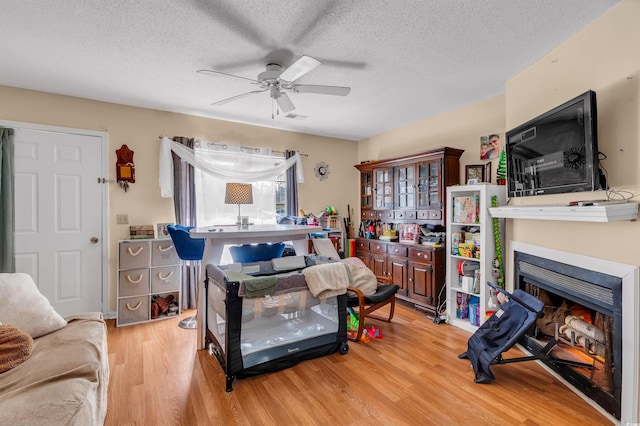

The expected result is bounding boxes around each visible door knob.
[90,237,99,244]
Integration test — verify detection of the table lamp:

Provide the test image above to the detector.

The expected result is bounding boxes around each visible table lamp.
[225,183,253,226]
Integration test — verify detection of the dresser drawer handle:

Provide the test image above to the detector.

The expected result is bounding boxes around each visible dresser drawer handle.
[127,246,144,256]
[126,301,142,311]
[158,245,174,252]
[158,271,174,280]
[126,274,143,284]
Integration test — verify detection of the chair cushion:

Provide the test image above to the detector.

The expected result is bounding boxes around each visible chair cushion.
[229,243,285,263]
[167,225,205,261]
[347,284,400,306]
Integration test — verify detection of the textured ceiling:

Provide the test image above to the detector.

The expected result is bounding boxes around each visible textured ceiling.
[0,0,620,141]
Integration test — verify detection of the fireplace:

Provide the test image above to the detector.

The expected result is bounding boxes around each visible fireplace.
[509,242,639,424]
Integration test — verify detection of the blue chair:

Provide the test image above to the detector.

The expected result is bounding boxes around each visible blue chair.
[167,225,205,329]
[167,225,205,261]
[229,242,285,263]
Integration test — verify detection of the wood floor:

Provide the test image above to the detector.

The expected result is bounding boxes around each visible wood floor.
[105,303,612,425]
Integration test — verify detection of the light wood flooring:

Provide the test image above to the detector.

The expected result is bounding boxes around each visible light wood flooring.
[105,303,613,425]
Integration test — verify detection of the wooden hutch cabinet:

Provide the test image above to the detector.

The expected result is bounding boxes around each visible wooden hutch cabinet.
[353,147,463,315]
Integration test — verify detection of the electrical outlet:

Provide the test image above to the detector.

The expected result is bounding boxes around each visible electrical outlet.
[116,214,129,224]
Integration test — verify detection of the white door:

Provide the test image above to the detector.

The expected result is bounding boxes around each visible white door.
[12,127,107,316]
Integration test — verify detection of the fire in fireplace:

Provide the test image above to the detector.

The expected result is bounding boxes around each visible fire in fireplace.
[514,251,622,420]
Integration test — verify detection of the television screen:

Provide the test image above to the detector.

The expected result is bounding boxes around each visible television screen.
[506,90,600,198]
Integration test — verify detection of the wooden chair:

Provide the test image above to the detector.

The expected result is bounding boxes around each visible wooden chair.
[346,275,399,342]
[311,239,400,342]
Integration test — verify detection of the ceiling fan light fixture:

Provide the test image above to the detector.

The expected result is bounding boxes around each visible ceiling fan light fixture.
[278,55,320,82]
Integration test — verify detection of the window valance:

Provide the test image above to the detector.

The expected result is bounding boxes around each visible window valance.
[159,136,304,197]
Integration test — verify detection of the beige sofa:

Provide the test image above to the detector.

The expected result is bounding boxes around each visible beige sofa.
[0,273,109,425]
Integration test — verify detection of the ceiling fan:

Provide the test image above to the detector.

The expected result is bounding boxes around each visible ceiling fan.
[197,55,351,118]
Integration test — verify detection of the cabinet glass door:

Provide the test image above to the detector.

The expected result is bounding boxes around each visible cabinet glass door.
[360,170,373,209]
[417,160,442,208]
[374,168,393,210]
[395,165,415,209]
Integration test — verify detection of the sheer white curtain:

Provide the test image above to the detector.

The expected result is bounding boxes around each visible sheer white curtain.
[159,136,303,198]
[193,142,279,226]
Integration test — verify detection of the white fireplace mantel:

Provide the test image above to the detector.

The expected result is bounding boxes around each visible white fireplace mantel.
[490,202,638,222]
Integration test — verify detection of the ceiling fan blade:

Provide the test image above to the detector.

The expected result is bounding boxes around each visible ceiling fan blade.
[291,1,340,45]
[277,93,295,113]
[197,69,259,84]
[191,0,272,49]
[212,89,267,106]
[278,55,320,83]
[292,84,351,96]
[315,57,366,70]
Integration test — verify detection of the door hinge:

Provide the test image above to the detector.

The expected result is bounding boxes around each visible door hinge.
[97,177,106,184]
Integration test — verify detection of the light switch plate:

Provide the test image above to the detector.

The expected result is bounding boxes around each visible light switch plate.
[116,214,129,224]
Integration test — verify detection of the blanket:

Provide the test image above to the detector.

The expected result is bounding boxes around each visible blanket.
[0,312,109,426]
[0,325,33,374]
[302,262,351,299]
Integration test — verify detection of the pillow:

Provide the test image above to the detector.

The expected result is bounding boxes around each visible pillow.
[0,273,67,338]
[0,324,34,374]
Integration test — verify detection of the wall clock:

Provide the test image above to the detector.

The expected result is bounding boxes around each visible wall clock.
[314,162,330,180]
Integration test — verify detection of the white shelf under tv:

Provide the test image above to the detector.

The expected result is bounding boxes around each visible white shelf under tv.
[489,202,638,222]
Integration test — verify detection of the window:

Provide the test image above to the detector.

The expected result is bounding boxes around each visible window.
[195,170,285,226]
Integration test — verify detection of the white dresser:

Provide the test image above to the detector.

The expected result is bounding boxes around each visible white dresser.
[117,239,181,326]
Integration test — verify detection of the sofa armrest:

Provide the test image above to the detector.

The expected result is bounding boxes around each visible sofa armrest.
[64,312,104,322]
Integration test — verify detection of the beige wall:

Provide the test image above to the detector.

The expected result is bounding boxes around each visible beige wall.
[358,94,505,175]
[504,0,640,268]
[358,0,640,271]
[0,86,358,312]
[357,94,506,228]
[2,0,638,312]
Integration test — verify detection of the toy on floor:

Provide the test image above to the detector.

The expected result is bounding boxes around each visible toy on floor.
[365,325,383,339]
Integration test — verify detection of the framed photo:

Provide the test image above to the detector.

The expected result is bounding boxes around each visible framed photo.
[480,134,500,160]
[465,163,491,184]
[157,223,173,239]
[398,223,419,244]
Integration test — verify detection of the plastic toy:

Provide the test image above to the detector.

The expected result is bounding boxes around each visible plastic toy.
[365,325,383,339]
[347,307,364,331]
[325,205,338,215]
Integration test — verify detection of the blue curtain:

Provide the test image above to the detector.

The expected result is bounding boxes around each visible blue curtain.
[0,127,15,272]
[285,150,299,216]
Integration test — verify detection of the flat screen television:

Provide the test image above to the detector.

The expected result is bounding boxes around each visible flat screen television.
[505,90,600,198]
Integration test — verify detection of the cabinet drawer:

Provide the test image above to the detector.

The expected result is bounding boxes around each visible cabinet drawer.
[119,241,151,270]
[361,210,376,220]
[394,210,416,220]
[152,240,180,266]
[369,241,387,254]
[417,209,442,220]
[387,245,407,257]
[408,247,432,263]
[118,268,150,297]
[150,265,181,293]
[118,296,149,325]
[381,211,394,220]
[355,239,370,251]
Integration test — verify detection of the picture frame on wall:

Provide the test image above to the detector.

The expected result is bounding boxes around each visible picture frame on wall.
[465,163,491,184]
